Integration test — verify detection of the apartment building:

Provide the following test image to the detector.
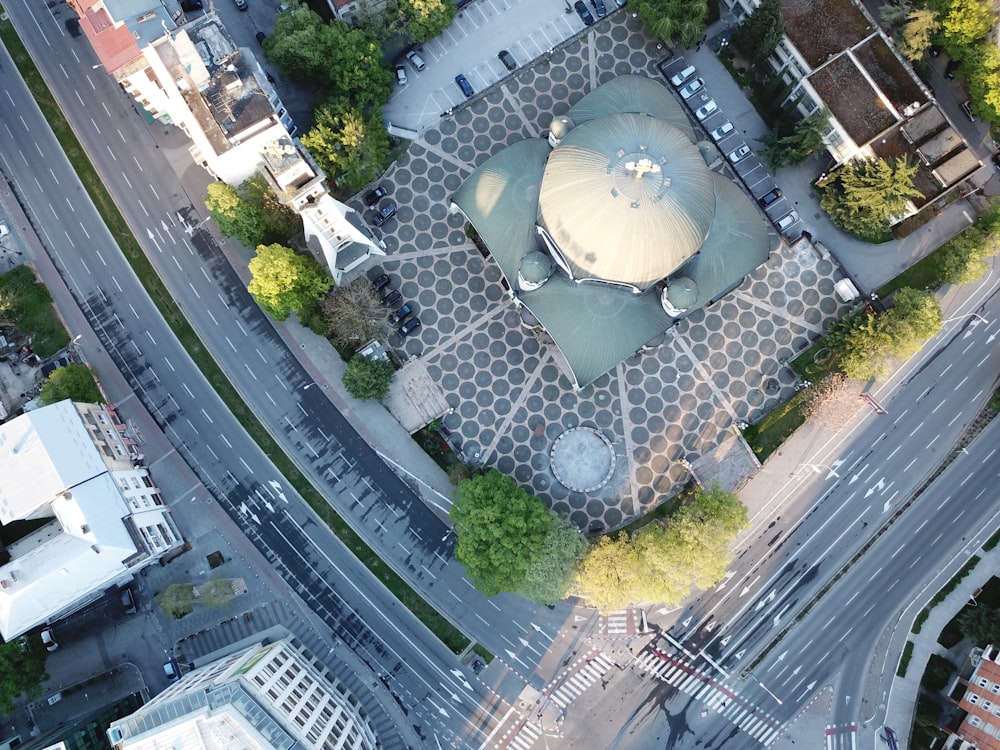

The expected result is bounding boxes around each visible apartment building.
[944,645,1000,750]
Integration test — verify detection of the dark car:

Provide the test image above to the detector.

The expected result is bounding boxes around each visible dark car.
[382,289,402,307]
[255,31,266,45]
[944,59,960,79]
[364,184,388,206]
[498,49,517,72]
[591,0,607,18]
[455,74,475,98]
[574,0,595,25]
[371,202,397,227]
[233,0,247,10]
[121,587,138,615]
[372,273,391,292]
[389,303,413,325]
[179,0,203,10]
[163,659,181,684]
[757,188,783,208]
[398,317,422,337]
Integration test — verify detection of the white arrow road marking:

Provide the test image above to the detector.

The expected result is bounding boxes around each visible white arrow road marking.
[268,480,288,503]
[720,636,731,647]
[740,575,761,597]
[864,478,885,498]
[755,590,776,612]
[504,649,529,667]
[735,649,746,661]
[449,669,473,691]
[773,604,791,627]
[826,459,843,479]
[716,570,736,590]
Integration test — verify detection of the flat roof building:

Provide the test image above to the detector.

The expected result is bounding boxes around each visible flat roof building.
[0,400,182,640]
[944,644,1000,750]
[108,637,381,750]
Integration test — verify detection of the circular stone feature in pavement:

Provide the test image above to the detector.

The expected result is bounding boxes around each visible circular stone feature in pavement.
[550,426,616,493]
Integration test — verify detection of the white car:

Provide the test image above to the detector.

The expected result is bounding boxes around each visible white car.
[405,50,426,71]
[710,122,734,141]
[728,144,751,163]
[41,628,58,652]
[670,65,696,87]
[776,210,800,232]
[695,100,718,120]
[678,78,704,100]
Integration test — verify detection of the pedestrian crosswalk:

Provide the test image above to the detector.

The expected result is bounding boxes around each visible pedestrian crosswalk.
[596,608,639,637]
[826,722,857,750]
[547,651,616,709]
[635,649,782,746]
[505,719,541,750]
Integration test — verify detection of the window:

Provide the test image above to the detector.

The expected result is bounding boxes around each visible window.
[984,700,994,711]
[979,677,990,688]
[991,683,1000,694]
[969,693,980,705]
[969,715,982,727]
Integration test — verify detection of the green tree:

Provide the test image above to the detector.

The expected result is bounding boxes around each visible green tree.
[575,485,747,611]
[342,354,396,400]
[758,110,829,170]
[638,0,708,48]
[0,635,48,713]
[957,604,1000,644]
[264,4,331,81]
[205,182,263,248]
[321,277,392,348]
[38,363,102,405]
[247,244,333,321]
[964,45,1000,123]
[301,106,390,192]
[891,287,942,353]
[831,312,896,381]
[938,221,999,283]
[899,8,941,60]
[732,0,785,67]
[940,0,993,59]
[400,0,456,43]
[517,514,587,605]
[821,158,921,238]
[450,471,554,596]
[355,0,405,42]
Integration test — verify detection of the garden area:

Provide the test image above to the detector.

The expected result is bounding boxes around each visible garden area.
[0,265,69,358]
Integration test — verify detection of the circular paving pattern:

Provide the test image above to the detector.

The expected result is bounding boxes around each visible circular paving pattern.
[549,427,617,493]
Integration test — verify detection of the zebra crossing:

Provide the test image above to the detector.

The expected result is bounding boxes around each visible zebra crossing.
[635,649,782,746]
[596,608,639,637]
[504,718,542,750]
[546,650,616,710]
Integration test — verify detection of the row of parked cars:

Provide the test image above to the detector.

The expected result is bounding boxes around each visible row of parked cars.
[372,273,422,337]
[669,64,800,236]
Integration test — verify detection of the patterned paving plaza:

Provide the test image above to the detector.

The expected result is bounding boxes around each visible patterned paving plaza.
[361,12,849,531]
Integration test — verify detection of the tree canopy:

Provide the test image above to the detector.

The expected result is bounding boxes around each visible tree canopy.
[301,105,390,193]
[829,288,942,380]
[638,0,708,49]
[732,0,785,67]
[247,244,332,321]
[758,110,829,170]
[204,175,301,250]
[450,471,587,599]
[342,354,396,401]
[575,485,748,611]
[938,216,1000,284]
[0,635,49,713]
[38,363,102,405]
[939,0,993,59]
[400,0,457,42]
[321,277,393,348]
[899,9,940,60]
[265,4,392,112]
[820,158,921,239]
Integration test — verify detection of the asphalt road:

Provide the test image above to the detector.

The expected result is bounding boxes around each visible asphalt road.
[0,11,601,749]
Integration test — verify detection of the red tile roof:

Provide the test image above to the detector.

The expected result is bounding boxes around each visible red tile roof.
[71,0,143,74]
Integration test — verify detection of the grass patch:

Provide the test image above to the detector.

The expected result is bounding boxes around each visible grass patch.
[471,643,494,664]
[741,390,808,461]
[789,340,838,382]
[0,266,69,357]
[620,487,688,536]
[984,526,1000,552]
[877,247,946,298]
[912,609,929,634]
[898,640,914,677]
[0,17,468,654]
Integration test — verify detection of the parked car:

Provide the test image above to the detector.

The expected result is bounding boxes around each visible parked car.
[710,121,735,141]
[695,99,718,120]
[371,273,391,292]
[405,50,426,71]
[394,64,407,86]
[757,188,783,208]
[591,0,607,18]
[398,317,422,337]
[961,100,976,122]
[728,144,752,163]
[775,210,799,232]
[574,0,595,25]
[455,74,475,98]
[121,587,138,615]
[233,0,247,10]
[372,202,397,227]
[670,65,696,87]
[944,59,960,79]
[364,184,388,207]
[389,304,413,325]
[678,78,705,100]
[163,659,180,684]
[41,628,58,652]
[382,289,402,307]
[498,49,517,72]
[255,31,266,45]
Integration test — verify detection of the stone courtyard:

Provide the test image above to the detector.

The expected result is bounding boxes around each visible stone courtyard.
[357,12,849,532]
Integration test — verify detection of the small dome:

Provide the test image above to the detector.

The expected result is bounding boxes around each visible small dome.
[549,116,576,145]
[518,250,556,290]
[661,276,699,315]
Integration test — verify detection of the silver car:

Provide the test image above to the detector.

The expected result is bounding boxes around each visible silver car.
[728,144,752,163]
[678,78,705,100]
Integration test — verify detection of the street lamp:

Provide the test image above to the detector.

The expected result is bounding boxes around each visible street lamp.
[942,312,987,325]
[749,672,783,705]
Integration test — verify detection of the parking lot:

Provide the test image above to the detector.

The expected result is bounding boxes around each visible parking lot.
[357,11,851,532]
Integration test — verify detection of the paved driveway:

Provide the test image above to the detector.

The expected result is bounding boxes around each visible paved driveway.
[358,13,849,532]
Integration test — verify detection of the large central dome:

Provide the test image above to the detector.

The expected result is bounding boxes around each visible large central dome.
[537,111,716,289]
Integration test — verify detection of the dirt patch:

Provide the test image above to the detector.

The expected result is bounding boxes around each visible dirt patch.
[809,55,896,145]
[853,36,927,110]
[782,0,873,68]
